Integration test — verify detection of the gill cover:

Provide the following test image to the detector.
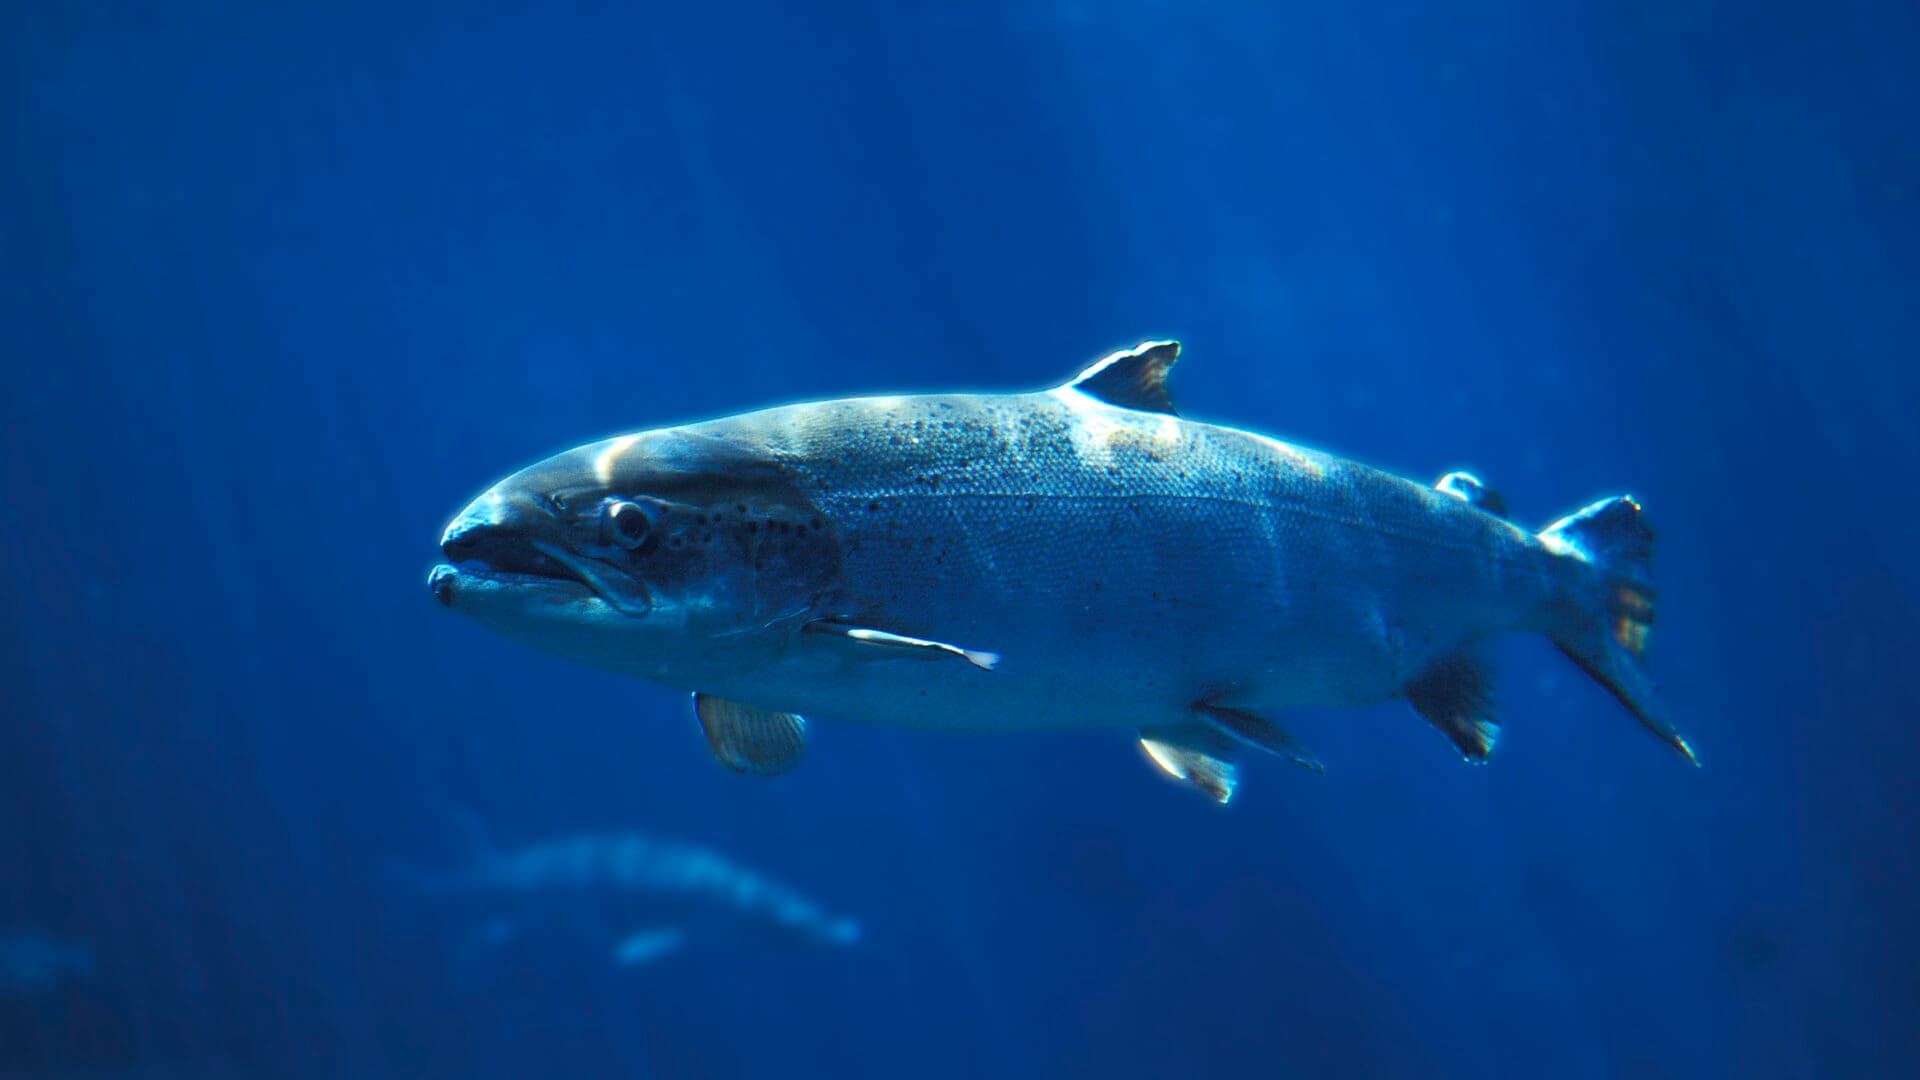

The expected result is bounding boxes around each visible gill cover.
[555,429,844,635]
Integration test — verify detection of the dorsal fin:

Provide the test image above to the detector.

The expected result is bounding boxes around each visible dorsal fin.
[1066,341,1181,414]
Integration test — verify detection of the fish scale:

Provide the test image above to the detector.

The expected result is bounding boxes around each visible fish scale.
[690,387,1547,731]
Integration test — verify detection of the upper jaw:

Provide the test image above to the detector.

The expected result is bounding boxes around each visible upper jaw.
[528,540,653,617]
[433,487,588,606]
[434,499,651,617]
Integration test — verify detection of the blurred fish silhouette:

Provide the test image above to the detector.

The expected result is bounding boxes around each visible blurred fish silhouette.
[387,820,860,968]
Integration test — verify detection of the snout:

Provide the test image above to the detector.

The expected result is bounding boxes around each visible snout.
[431,486,568,612]
[438,487,565,576]
[442,516,544,574]
[440,489,511,560]
[432,478,622,618]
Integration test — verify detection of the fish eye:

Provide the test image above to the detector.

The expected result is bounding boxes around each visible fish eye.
[547,492,571,514]
[606,499,653,549]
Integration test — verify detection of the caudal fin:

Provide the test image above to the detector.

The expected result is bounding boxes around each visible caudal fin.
[1539,496,1698,765]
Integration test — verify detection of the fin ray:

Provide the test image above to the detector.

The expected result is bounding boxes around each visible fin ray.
[1066,341,1181,414]
[804,621,1000,670]
[1539,495,1697,764]
[693,694,808,775]
[1138,724,1238,803]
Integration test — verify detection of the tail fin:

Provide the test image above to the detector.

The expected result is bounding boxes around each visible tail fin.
[1539,496,1698,765]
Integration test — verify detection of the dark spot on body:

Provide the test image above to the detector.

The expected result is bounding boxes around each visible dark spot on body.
[867,500,882,512]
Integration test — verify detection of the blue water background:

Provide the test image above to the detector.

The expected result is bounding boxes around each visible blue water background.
[4,2,1917,1076]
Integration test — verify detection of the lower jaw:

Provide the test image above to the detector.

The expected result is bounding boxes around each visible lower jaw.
[438,561,579,588]
[431,561,599,609]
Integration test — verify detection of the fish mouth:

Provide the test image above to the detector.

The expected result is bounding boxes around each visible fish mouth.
[432,535,652,618]
[435,489,653,617]
[429,560,593,608]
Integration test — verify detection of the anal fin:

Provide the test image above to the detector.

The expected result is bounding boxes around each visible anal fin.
[1196,703,1324,774]
[1139,725,1239,803]
[693,694,808,775]
[1404,646,1500,762]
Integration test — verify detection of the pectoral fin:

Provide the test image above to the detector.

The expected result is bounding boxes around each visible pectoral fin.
[803,621,1000,670]
[1139,725,1240,803]
[693,694,808,775]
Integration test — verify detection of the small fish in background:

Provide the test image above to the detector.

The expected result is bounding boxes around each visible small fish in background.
[387,825,861,968]
[0,929,94,993]
[611,926,690,967]
[431,340,1695,801]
